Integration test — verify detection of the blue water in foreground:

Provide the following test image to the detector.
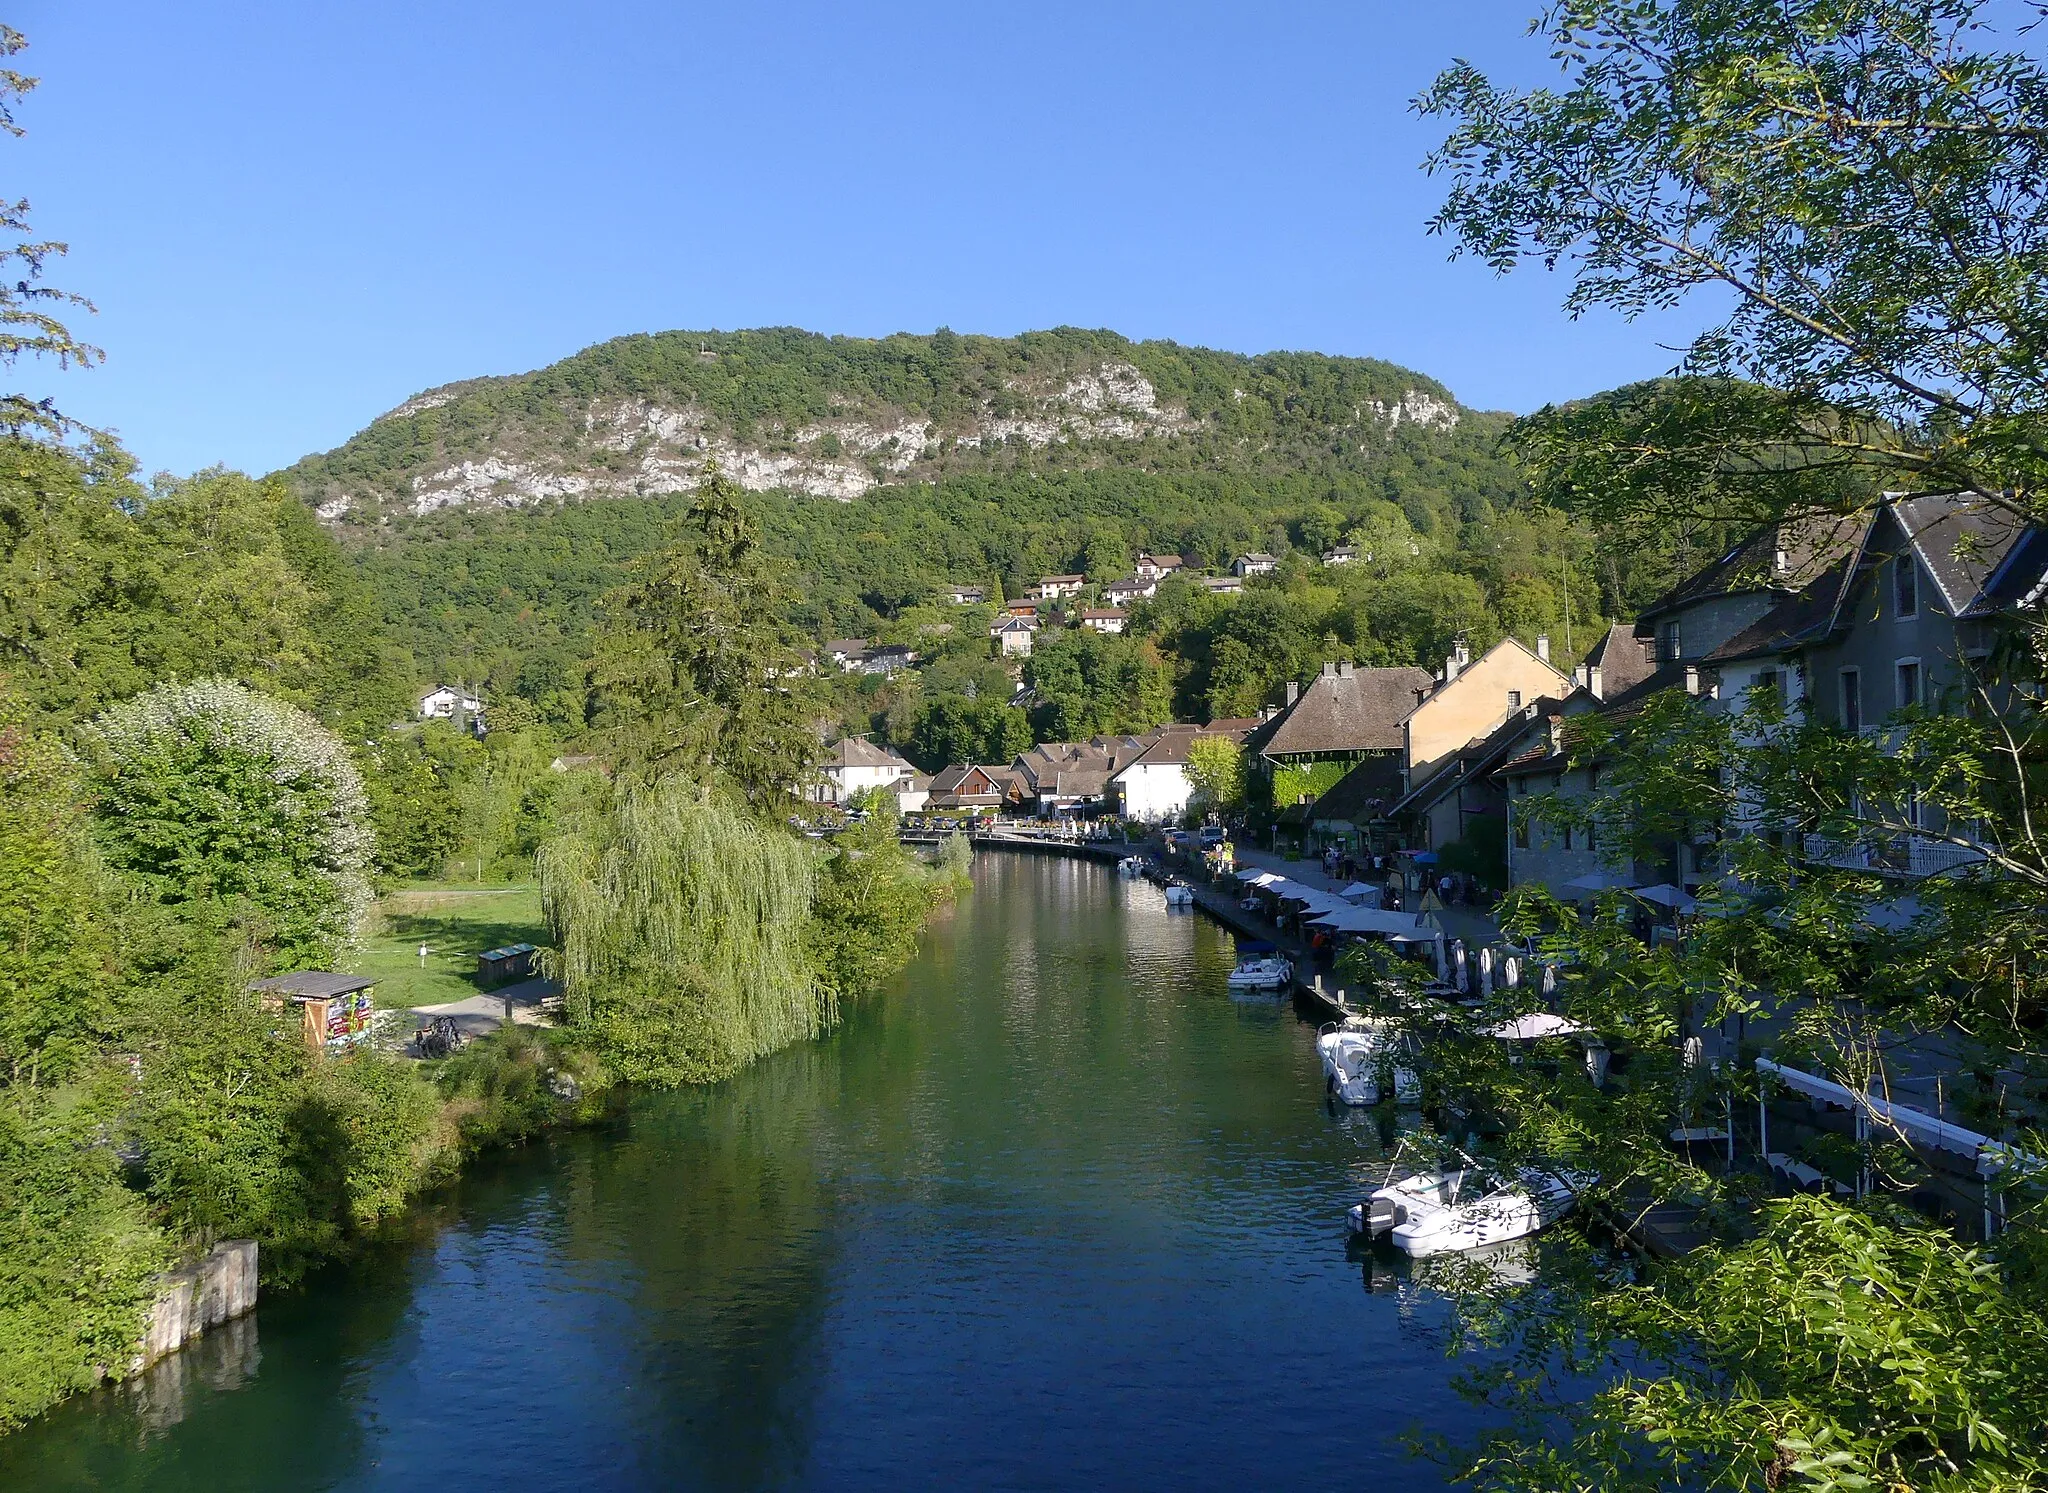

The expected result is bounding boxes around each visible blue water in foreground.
[2,855,1479,1491]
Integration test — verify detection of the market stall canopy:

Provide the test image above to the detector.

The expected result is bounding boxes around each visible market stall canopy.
[1307,907,1431,938]
[1483,1013,1586,1040]
[1337,882,1379,903]
[1234,868,1288,887]
[1564,871,1640,892]
[1635,883,1697,913]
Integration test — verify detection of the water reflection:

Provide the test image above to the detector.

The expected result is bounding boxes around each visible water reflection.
[0,853,1476,1492]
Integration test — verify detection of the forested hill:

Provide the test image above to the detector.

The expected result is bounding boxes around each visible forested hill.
[278,327,1705,735]
[283,326,1509,520]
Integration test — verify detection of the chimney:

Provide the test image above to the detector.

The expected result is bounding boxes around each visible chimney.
[1337,660,1355,679]
[1285,681,1300,706]
[1547,715,1565,754]
[1684,665,1701,695]
[1586,664,1604,700]
[1536,634,1550,663]
[1321,661,1338,679]
[1444,650,1463,684]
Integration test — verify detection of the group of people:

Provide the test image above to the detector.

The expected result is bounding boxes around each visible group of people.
[1317,847,1488,911]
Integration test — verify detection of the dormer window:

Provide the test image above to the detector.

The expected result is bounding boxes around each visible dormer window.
[1895,556,1919,618]
[1774,547,1788,573]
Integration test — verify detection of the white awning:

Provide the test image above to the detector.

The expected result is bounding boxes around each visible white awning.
[1307,907,1431,938]
[1483,1013,1586,1040]
[1337,882,1379,902]
[1758,1058,2036,1172]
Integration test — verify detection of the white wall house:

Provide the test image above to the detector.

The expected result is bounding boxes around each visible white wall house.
[1108,726,1243,823]
[812,738,919,805]
[419,684,482,719]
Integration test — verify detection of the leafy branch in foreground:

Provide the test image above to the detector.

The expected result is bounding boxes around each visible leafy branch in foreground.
[0,25,100,441]
[1419,0,2048,527]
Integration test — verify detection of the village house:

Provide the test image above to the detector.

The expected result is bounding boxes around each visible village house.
[1028,574,1087,601]
[1233,552,1279,577]
[1203,575,1244,596]
[1402,635,1571,784]
[1245,661,1436,848]
[853,643,917,676]
[1322,546,1359,566]
[418,684,484,730]
[1010,736,1158,817]
[1103,576,1157,606]
[927,764,1013,812]
[992,615,1036,657]
[1002,598,1043,620]
[945,583,987,605]
[1704,492,2047,878]
[1106,723,1250,823]
[811,737,920,806]
[1077,608,1126,635]
[1133,552,1185,581]
[823,638,870,669]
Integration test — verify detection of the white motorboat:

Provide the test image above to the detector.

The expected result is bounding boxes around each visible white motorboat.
[1226,953,1294,991]
[1118,856,1147,877]
[1381,1166,1587,1256]
[1348,1168,1456,1234]
[1163,882,1195,907]
[1317,1022,1420,1106]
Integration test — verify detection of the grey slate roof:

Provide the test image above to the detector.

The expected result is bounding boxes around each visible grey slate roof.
[1246,666,1435,758]
[250,971,377,1000]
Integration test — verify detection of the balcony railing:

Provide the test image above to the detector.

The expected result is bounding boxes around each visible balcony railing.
[1802,833,1985,877]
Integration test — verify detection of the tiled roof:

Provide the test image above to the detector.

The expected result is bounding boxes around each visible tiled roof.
[1893,492,2042,616]
[1637,512,1866,623]
[823,736,911,770]
[1247,666,1435,758]
[1583,622,1658,695]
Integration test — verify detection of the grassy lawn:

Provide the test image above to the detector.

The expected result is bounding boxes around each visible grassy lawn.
[353,882,549,1011]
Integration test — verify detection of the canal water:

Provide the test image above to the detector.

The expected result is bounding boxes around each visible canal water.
[1,854,1482,1491]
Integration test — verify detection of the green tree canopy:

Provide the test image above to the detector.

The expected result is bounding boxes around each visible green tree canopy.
[80,677,374,968]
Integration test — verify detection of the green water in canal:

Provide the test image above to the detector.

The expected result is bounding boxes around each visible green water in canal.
[0,853,1483,1491]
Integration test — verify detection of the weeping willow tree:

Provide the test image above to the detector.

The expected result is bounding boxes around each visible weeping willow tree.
[539,781,829,1086]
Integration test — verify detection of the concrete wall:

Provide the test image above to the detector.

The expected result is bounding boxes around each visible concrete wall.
[132,1240,259,1374]
[1405,641,1567,781]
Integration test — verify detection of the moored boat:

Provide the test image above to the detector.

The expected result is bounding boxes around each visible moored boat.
[1317,1020,1420,1106]
[1384,1166,1587,1256]
[1226,948,1294,991]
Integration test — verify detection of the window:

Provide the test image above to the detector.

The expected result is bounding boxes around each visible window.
[1754,668,1780,703]
[1585,817,1597,851]
[1562,824,1573,851]
[1896,659,1922,711]
[1660,620,1683,661]
[1507,690,1522,711]
[1894,556,1919,618]
[1840,668,1862,733]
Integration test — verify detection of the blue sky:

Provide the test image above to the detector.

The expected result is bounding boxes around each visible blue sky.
[12,2,1704,478]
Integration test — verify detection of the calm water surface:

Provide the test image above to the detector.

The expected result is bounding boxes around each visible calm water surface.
[3,855,1480,1491]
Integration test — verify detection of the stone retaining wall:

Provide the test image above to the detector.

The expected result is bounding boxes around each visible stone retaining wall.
[132,1240,259,1373]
